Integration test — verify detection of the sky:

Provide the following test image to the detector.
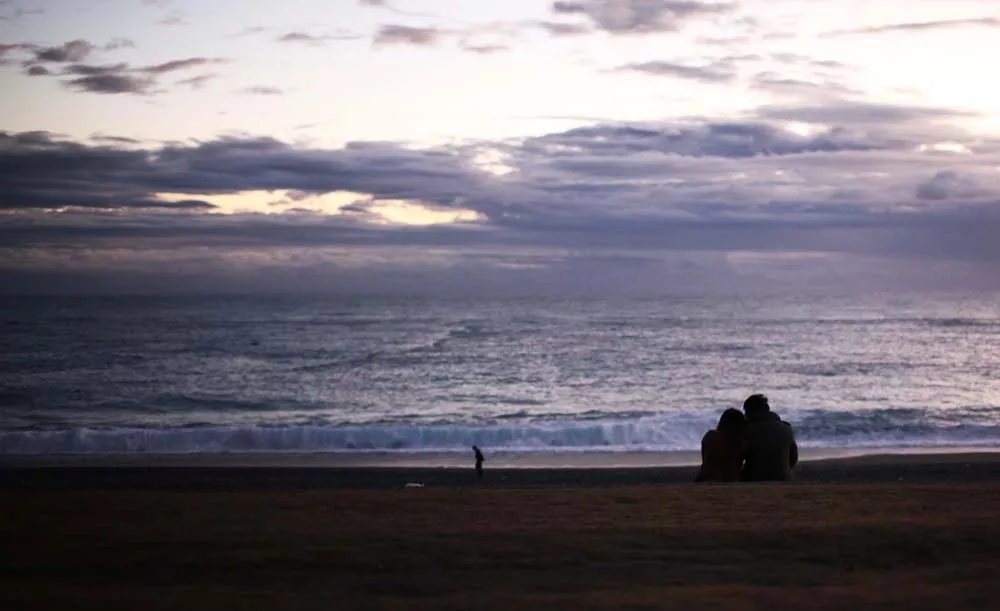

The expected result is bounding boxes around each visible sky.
[2,0,999,296]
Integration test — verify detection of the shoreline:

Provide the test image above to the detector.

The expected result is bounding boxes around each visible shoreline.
[3,450,1000,490]
[4,445,1000,469]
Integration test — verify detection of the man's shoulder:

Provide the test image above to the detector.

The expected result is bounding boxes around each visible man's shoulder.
[747,416,796,436]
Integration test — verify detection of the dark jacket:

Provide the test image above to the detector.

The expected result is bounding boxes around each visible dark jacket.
[742,412,798,481]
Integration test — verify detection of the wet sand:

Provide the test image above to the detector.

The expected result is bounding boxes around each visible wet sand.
[3,453,1000,610]
[4,450,1000,489]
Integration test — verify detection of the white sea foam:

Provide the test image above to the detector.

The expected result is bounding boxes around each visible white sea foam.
[2,411,999,455]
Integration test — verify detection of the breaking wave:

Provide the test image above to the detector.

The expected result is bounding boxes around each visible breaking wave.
[2,408,999,455]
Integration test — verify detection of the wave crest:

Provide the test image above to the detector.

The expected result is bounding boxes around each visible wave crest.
[2,408,999,454]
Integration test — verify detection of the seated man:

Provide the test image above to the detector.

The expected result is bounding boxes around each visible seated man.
[741,394,798,481]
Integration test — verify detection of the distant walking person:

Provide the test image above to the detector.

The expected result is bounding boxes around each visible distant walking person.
[695,408,748,482]
[472,445,485,479]
[741,394,798,481]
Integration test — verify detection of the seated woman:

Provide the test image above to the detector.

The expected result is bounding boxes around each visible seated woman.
[695,408,747,482]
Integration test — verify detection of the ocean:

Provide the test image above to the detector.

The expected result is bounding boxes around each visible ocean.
[1,293,999,457]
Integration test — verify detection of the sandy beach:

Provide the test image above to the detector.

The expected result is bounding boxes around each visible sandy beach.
[3,453,1000,610]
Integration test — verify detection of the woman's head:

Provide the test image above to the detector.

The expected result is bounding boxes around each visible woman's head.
[717,408,745,435]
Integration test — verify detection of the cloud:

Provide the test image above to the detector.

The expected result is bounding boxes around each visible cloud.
[142,57,226,74]
[358,0,437,18]
[65,72,154,95]
[91,134,143,145]
[32,39,94,63]
[64,62,129,76]
[142,0,185,24]
[459,43,508,54]
[523,120,891,159]
[825,17,1000,37]
[916,171,991,201]
[3,105,1000,295]
[370,21,522,54]
[367,18,532,52]
[103,38,136,51]
[0,131,475,214]
[158,11,186,26]
[752,73,859,98]
[277,32,326,44]
[757,101,977,126]
[0,43,33,63]
[239,85,284,95]
[276,31,363,44]
[176,74,218,89]
[373,25,443,46]
[614,60,735,83]
[536,21,592,36]
[3,38,136,69]
[58,62,160,94]
[550,0,734,35]
[0,131,217,209]
[769,53,846,70]
[0,4,44,22]
[230,26,269,37]
[12,50,229,95]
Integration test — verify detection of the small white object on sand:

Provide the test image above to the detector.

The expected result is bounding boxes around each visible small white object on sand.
[403,482,425,488]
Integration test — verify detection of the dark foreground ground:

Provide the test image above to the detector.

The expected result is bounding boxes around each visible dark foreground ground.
[3,454,1000,610]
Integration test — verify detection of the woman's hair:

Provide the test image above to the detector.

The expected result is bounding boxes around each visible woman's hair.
[717,408,745,437]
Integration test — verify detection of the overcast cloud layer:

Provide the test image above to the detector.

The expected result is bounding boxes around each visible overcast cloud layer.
[2,0,999,295]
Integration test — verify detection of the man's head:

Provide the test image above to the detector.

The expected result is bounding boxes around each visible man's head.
[743,394,770,417]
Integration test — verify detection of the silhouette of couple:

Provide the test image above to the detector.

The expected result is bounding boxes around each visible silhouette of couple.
[695,394,798,482]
